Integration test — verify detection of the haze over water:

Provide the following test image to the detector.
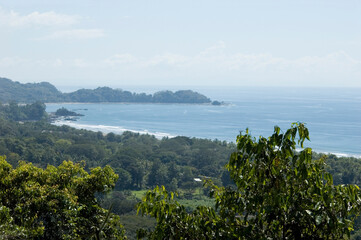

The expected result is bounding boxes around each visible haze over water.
[46,86,361,158]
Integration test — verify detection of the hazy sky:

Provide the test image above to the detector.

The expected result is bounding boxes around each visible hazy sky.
[1,0,361,89]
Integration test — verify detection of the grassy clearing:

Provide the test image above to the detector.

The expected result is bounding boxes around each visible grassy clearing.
[131,189,148,200]
[178,198,215,210]
[131,187,215,211]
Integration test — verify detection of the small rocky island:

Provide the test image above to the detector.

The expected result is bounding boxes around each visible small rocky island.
[49,107,84,122]
[55,107,84,117]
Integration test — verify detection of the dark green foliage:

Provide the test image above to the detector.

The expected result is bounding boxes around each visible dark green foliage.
[211,100,222,105]
[137,124,361,239]
[114,168,133,190]
[102,191,138,216]
[221,123,361,239]
[119,215,155,240]
[0,101,47,121]
[137,186,224,239]
[0,78,214,104]
[322,154,361,186]
[65,88,211,103]
[319,154,361,235]
[0,156,126,239]
[63,87,135,103]
[147,159,168,187]
[153,90,211,103]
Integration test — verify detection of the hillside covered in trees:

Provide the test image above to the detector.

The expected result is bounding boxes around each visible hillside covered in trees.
[0,77,216,104]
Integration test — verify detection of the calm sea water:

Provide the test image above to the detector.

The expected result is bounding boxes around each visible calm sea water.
[46,87,361,157]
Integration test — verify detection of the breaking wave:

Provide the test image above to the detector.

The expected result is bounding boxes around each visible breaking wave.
[52,120,176,139]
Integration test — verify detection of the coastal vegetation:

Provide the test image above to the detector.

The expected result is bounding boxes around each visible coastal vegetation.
[1,102,361,238]
[137,123,361,239]
[0,78,215,104]
[0,101,47,121]
[0,78,63,103]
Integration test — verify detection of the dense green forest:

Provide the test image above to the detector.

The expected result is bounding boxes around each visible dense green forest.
[1,102,361,239]
[0,78,218,104]
[0,101,47,121]
[0,156,126,239]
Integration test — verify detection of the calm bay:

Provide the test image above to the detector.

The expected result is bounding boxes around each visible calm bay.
[46,86,361,157]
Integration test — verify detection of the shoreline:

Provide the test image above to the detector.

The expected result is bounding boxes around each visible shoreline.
[51,119,177,140]
[50,119,361,159]
[45,101,228,106]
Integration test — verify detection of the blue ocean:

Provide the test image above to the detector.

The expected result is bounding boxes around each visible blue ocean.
[46,86,361,157]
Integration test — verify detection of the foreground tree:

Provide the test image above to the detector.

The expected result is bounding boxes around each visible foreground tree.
[137,123,361,239]
[0,156,126,239]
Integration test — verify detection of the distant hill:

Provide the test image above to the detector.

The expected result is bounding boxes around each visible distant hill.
[0,77,215,104]
[0,78,63,103]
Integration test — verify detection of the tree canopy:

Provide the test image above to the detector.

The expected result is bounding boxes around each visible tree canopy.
[0,156,126,239]
[0,101,47,121]
[137,123,361,239]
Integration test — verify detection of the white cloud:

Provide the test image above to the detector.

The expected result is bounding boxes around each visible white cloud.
[53,58,63,67]
[104,53,189,67]
[105,54,138,66]
[222,53,288,71]
[98,43,361,87]
[0,57,91,68]
[0,56,29,67]
[3,44,360,76]
[294,51,360,69]
[72,59,88,67]
[198,41,226,56]
[103,46,361,75]
[144,53,189,67]
[40,29,104,40]
[2,43,361,87]
[0,7,79,27]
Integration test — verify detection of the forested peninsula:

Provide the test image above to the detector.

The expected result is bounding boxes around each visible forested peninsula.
[0,77,220,104]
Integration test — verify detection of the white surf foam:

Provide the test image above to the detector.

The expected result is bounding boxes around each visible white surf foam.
[52,120,176,139]
[321,151,361,159]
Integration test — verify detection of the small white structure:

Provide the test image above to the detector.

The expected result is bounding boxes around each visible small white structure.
[193,178,202,182]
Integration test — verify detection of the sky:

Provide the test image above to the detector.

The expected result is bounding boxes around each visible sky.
[1,0,361,90]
